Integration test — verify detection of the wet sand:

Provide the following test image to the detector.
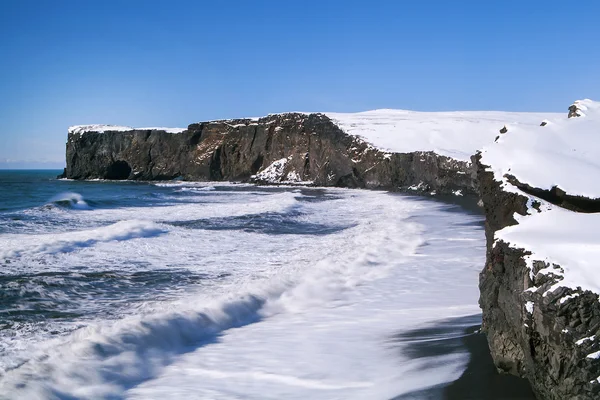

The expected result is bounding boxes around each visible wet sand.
[390,314,536,400]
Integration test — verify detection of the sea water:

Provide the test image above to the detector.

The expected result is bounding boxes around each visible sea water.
[0,170,485,399]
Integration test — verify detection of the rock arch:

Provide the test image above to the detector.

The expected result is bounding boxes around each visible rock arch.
[105,160,132,180]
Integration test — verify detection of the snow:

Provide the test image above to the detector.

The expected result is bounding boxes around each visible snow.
[326,109,556,161]
[251,158,313,185]
[139,127,187,133]
[68,125,186,135]
[69,107,562,163]
[482,99,600,198]
[485,100,600,299]
[560,293,580,304]
[251,158,289,183]
[497,205,600,296]
[587,351,600,360]
[408,182,428,191]
[525,301,534,314]
[576,336,595,346]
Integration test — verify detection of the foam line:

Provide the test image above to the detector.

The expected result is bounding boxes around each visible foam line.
[1,220,166,259]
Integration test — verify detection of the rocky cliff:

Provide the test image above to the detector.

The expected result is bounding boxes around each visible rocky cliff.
[62,113,475,194]
[477,100,600,400]
[63,102,600,399]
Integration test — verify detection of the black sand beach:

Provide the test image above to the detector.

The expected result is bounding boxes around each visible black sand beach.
[391,314,536,400]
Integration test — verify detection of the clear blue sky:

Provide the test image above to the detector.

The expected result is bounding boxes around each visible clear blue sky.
[1,0,599,167]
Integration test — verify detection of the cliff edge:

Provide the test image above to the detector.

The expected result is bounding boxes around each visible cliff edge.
[477,100,600,399]
[61,109,551,194]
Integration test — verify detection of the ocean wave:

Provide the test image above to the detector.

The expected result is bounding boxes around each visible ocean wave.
[0,220,167,260]
[176,186,216,192]
[47,192,91,210]
[0,293,268,398]
[0,194,427,399]
[0,186,487,399]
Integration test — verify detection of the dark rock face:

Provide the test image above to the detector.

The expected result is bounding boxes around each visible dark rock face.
[569,104,584,118]
[505,174,600,213]
[62,113,476,194]
[477,154,600,400]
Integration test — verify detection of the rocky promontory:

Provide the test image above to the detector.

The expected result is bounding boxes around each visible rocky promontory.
[62,113,475,195]
[477,100,600,399]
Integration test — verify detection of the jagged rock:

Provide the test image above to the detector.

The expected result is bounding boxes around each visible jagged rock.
[476,153,600,400]
[500,125,508,134]
[61,113,476,195]
[569,104,584,118]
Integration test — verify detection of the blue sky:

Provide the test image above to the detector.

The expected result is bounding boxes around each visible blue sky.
[1,0,599,167]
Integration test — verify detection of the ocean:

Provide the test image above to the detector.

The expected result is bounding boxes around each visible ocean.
[0,170,532,399]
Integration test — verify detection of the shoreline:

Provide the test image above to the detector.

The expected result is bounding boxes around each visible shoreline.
[391,314,536,400]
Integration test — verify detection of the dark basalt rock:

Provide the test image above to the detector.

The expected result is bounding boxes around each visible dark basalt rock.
[505,174,600,213]
[569,104,584,118]
[476,153,600,400]
[62,113,476,195]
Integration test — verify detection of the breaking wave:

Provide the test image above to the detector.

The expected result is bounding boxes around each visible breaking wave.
[47,192,91,210]
[0,178,487,400]
[0,220,166,260]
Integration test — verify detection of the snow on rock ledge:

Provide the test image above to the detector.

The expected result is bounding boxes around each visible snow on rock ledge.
[326,109,556,161]
[482,100,600,298]
[481,99,600,199]
[250,157,313,185]
[68,125,186,135]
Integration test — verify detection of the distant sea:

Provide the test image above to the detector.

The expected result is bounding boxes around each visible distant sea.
[0,170,533,399]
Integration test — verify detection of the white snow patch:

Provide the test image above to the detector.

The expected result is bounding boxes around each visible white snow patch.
[482,99,600,198]
[408,182,428,191]
[285,171,301,182]
[497,203,600,296]
[587,351,600,360]
[576,336,595,346]
[138,127,187,133]
[525,301,534,314]
[486,101,600,299]
[251,158,289,183]
[560,293,580,304]
[326,109,556,161]
[68,125,186,135]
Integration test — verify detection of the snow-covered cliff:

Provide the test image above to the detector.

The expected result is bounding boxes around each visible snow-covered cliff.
[478,99,600,400]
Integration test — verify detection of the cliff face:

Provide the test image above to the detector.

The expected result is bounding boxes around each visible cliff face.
[478,163,600,399]
[476,100,600,400]
[63,113,476,194]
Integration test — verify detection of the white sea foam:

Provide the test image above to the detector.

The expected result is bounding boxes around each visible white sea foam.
[47,192,91,210]
[0,187,484,399]
[0,220,166,261]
